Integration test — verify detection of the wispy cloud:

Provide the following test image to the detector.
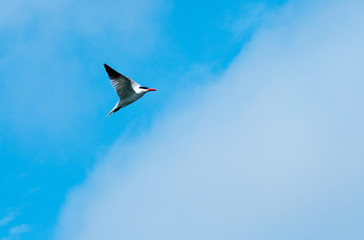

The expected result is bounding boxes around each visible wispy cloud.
[0,0,167,154]
[1,224,31,240]
[0,0,168,237]
[0,212,16,227]
[55,0,364,239]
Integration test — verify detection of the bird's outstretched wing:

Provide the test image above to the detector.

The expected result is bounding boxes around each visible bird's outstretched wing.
[104,64,140,99]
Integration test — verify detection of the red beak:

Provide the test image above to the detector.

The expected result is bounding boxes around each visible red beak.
[148,88,157,92]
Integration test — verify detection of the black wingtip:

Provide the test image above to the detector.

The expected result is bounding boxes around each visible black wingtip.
[103,63,121,79]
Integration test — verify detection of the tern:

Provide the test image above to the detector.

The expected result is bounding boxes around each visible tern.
[104,64,157,115]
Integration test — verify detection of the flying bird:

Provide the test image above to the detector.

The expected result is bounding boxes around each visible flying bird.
[104,64,157,115]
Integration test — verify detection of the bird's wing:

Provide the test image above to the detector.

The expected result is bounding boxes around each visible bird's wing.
[104,64,140,99]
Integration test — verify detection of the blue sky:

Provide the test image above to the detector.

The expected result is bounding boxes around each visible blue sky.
[1,0,364,239]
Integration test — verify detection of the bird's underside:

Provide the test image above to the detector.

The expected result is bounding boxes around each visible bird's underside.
[107,94,142,115]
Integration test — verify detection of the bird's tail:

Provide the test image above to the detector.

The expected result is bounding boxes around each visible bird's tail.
[107,110,114,116]
[107,102,121,116]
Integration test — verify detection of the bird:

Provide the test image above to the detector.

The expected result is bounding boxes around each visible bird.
[104,64,157,115]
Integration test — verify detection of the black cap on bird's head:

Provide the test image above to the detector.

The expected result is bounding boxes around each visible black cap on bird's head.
[139,86,157,92]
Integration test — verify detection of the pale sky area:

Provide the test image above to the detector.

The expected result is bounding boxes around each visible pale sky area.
[1,0,364,239]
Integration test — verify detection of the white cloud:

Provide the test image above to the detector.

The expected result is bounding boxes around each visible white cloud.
[8,224,30,236]
[55,0,364,239]
[0,212,15,227]
[1,224,31,240]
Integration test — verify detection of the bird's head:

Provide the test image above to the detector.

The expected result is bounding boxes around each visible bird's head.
[139,86,157,93]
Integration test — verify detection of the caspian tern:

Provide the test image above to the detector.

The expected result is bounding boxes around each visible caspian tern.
[104,64,157,115]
